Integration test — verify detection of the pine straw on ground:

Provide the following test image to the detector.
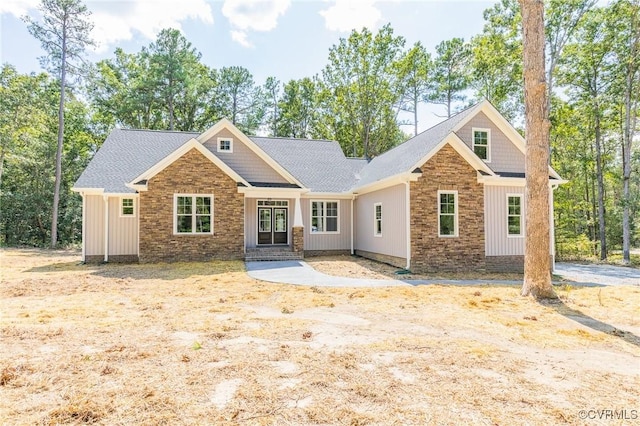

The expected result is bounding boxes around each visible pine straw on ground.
[1,248,639,425]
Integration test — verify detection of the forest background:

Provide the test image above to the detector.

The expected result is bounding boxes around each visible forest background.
[1,0,638,262]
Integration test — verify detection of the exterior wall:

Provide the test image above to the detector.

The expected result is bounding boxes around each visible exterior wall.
[305,249,351,257]
[456,111,525,173]
[354,249,406,269]
[410,144,485,273]
[202,128,288,184]
[486,255,524,273]
[139,148,244,262]
[85,195,105,256]
[355,184,407,260]
[303,198,352,251]
[484,185,525,256]
[108,197,138,256]
[244,198,293,248]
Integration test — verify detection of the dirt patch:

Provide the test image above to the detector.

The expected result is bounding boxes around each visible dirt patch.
[1,248,639,425]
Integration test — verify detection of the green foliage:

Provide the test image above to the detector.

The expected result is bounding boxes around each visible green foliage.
[429,38,471,117]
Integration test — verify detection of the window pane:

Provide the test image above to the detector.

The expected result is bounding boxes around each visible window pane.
[327,202,338,217]
[440,215,454,235]
[440,194,455,214]
[259,209,271,232]
[275,209,286,232]
[376,219,382,235]
[177,215,192,233]
[177,197,192,215]
[508,216,521,235]
[326,217,338,232]
[196,197,211,214]
[311,216,322,232]
[375,205,382,220]
[196,215,211,233]
[474,146,487,159]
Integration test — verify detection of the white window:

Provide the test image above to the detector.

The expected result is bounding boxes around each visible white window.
[374,203,382,237]
[472,128,491,162]
[311,201,339,233]
[507,194,523,236]
[174,194,213,234]
[217,137,233,153]
[120,198,135,217]
[438,190,458,237]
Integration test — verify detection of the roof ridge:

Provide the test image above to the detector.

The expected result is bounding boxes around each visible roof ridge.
[116,128,200,135]
[251,135,337,143]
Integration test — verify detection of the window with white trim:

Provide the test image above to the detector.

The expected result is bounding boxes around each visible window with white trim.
[438,191,458,237]
[174,194,213,234]
[120,198,135,217]
[472,128,491,161]
[217,137,233,153]
[374,203,382,237]
[507,194,523,236]
[311,201,339,233]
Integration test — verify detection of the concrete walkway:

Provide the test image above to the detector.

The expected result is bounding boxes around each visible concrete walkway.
[246,260,640,288]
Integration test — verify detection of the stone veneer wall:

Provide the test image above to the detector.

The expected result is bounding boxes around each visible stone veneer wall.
[292,227,304,255]
[139,148,244,262]
[354,249,406,269]
[410,144,485,273]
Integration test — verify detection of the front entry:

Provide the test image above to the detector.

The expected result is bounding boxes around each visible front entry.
[258,207,288,245]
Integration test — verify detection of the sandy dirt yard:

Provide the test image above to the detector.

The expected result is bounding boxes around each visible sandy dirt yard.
[1,249,639,425]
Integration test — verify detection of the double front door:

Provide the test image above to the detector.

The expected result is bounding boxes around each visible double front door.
[258,207,288,245]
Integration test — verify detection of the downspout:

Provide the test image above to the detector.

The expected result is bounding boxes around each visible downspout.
[81,193,86,263]
[405,181,411,270]
[350,195,356,255]
[103,195,109,263]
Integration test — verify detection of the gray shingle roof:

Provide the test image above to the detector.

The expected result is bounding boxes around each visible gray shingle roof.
[251,137,362,192]
[74,129,198,193]
[355,103,480,189]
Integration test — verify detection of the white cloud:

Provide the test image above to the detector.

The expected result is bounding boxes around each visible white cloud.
[222,0,290,47]
[0,0,39,17]
[319,0,382,32]
[230,30,253,48]
[1,0,214,53]
[88,0,214,52]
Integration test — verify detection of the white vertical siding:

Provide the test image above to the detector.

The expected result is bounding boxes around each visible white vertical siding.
[485,185,525,256]
[303,198,352,250]
[85,195,104,256]
[108,197,138,255]
[456,112,525,173]
[203,129,288,183]
[355,184,407,258]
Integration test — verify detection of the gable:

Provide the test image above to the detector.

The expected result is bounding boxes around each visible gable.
[202,128,289,185]
[456,111,525,174]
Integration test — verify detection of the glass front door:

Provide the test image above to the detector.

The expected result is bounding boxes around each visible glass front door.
[258,206,288,245]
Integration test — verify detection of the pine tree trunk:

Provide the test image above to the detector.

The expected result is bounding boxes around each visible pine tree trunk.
[594,103,607,260]
[51,25,67,249]
[520,0,556,299]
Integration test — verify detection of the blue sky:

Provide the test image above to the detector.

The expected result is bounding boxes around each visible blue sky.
[1,0,497,131]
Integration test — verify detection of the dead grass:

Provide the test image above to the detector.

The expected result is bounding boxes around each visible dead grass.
[1,248,639,425]
[306,254,525,280]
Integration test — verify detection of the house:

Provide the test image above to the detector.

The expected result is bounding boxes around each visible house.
[72,101,565,273]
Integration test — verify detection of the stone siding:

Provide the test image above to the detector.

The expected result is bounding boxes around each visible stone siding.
[305,249,351,257]
[485,255,524,273]
[292,226,304,255]
[139,148,244,262]
[410,144,485,273]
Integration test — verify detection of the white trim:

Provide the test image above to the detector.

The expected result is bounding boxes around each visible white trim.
[71,187,104,195]
[479,175,569,187]
[310,200,340,234]
[374,202,382,237]
[238,187,308,199]
[353,172,422,195]
[472,127,491,163]
[119,197,136,218]
[405,181,411,270]
[217,137,233,153]
[410,134,495,177]
[129,138,249,188]
[173,194,214,235]
[197,118,304,187]
[81,193,86,262]
[506,193,524,238]
[301,192,355,199]
[103,195,109,262]
[437,190,458,238]
[350,195,355,255]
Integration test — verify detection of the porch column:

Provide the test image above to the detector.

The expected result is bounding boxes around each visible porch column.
[103,195,109,263]
[292,196,304,254]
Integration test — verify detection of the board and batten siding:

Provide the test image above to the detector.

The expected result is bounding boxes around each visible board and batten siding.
[108,197,138,256]
[244,198,295,248]
[203,129,288,184]
[355,184,407,259]
[303,198,352,250]
[484,186,525,256]
[456,112,525,173]
[85,194,105,256]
